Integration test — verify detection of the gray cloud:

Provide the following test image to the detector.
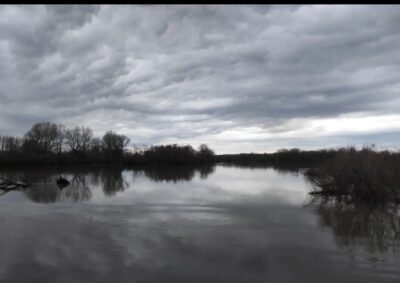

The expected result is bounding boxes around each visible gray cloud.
[1,5,400,153]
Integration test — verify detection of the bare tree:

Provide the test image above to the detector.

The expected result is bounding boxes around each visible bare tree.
[102,131,130,155]
[198,144,215,159]
[24,122,64,153]
[65,126,93,153]
[0,135,22,152]
[80,127,93,152]
[65,127,80,153]
[55,124,65,154]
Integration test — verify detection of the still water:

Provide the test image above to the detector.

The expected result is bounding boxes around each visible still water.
[0,165,399,283]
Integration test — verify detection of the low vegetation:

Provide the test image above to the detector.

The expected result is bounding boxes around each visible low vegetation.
[306,147,400,203]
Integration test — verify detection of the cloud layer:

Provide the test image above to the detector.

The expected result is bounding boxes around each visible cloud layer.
[1,5,400,153]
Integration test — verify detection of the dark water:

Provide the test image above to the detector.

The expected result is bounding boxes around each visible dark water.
[0,165,399,283]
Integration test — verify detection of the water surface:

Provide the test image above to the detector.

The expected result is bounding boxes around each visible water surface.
[0,165,399,283]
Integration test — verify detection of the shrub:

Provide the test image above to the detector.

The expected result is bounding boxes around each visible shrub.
[306,147,400,203]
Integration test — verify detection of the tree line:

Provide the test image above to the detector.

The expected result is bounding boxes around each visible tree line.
[4,122,397,174]
[0,121,215,165]
[216,148,338,168]
[0,122,129,156]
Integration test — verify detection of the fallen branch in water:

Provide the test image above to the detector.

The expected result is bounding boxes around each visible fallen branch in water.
[0,177,29,190]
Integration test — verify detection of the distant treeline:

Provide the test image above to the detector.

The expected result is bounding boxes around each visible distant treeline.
[0,122,215,165]
[0,121,339,167]
[216,148,338,168]
[1,122,399,174]
[127,144,215,165]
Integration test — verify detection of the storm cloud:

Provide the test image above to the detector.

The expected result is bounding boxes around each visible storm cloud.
[1,5,400,153]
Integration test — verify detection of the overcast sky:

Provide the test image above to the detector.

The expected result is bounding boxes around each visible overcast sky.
[1,5,400,153]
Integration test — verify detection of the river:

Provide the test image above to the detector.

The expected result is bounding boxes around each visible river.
[0,165,399,282]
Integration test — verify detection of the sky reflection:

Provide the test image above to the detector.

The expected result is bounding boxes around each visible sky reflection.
[0,165,399,283]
